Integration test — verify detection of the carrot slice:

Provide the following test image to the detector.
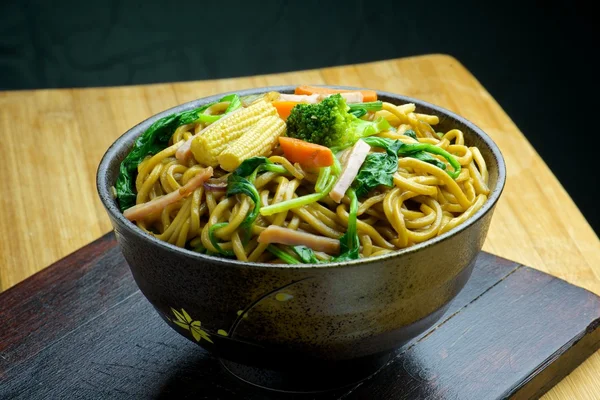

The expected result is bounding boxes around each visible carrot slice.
[278,137,334,168]
[294,85,378,102]
[272,101,299,120]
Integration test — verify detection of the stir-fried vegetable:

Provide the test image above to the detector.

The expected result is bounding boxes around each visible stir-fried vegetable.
[115,105,210,211]
[291,245,321,264]
[272,101,299,119]
[278,137,334,168]
[123,167,213,221]
[352,144,399,198]
[362,136,461,179]
[266,245,301,264]
[196,94,242,123]
[330,139,371,203]
[294,85,378,102]
[314,166,331,193]
[115,95,242,212]
[191,100,278,167]
[218,115,286,172]
[209,158,283,255]
[332,188,360,261]
[259,174,337,216]
[286,94,390,150]
[225,174,261,235]
[403,129,417,139]
[347,100,383,118]
[352,136,461,198]
[233,156,287,178]
[272,188,360,264]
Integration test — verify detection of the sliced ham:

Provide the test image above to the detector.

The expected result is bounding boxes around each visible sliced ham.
[329,139,371,203]
[258,225,340,254]
[279,93,320,103]
[123,167,213,221]
[175,137,194,162]
[324,92,364,103]
[278,92,364,104]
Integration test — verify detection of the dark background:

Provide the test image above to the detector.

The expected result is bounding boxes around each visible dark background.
[1,0,597,234]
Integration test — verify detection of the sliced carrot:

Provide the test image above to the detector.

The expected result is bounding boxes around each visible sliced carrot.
[294,85,378,102]
[278,137,334,168]
[272,101,299,120]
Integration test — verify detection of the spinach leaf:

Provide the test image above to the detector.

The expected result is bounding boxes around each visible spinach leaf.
[210,156,290,256]
[353,153,396,198]
[348,108,367,118]
[332,188,360,261]
[347,100,383,119]
[292,245,321,264]
[353,137,402,197]
[226,174,261,240]
[234,157,287,179]
[223,94,242,113]
[276,189,360,264]
[197,94,242,123]
[208,222,234,257]
[208,173,261,256]
[115,94,242,212]
[403,129,417,139]
[267,245,300,264]
[361,136,461,179]
[116,104,214,211]
[395,141,461,179]
[410,151,447,170]
[361,136,403,153]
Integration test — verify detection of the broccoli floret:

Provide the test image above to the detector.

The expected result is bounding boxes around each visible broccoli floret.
[286,94,390,150]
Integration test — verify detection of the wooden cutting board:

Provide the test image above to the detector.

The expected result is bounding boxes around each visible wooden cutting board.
[1,233,599,399]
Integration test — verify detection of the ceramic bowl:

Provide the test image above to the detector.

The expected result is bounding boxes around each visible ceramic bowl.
[96,85,506,393]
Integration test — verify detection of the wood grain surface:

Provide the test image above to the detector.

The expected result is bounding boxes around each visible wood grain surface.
[2,234,599,400]
[0,54,598,399]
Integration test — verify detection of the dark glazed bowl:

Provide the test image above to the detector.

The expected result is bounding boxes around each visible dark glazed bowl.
[96,85,506,393]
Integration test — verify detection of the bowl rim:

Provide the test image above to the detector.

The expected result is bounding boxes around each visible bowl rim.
[96,84,506,270]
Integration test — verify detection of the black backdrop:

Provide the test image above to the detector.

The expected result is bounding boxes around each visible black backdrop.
[1,0,597,233]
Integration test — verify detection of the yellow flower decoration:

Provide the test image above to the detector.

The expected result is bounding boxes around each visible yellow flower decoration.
[170,308,214,344]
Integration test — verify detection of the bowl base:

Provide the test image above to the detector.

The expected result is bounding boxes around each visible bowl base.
[219,352,391,394]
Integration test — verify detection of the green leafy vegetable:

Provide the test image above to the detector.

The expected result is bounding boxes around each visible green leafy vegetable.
[315,166,331,193]
[403,129,417,139]
[226,174,261,236]
[362,136,461,179]
[209,173,261,255]
[208,222,234,257]
[267,245,300,264]
[210,156,293,256]
[353,151,399,198]
[260,174,336,216]
[192,244,206,254]
[274,189,360,264]
[409,152,447,170]
[396,143,460,179]
[347,100,383,118]
[197,94,242,123]
[292,245,321,264]
[348,108,367,118]
[116,104,214,211]
[333,188,360,261]
[286,94,390,150]
[234,157,286,179]
[115,94,242,212]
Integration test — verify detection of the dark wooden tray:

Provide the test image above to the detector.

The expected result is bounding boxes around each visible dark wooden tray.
[1,233,599,399]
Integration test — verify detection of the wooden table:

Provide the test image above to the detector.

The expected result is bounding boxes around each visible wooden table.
[0,55,598,399]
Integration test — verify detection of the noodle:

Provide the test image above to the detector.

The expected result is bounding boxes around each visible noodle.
[123,93,492,263]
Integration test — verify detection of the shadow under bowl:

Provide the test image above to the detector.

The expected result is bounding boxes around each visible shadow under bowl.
[96,85,506,393]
